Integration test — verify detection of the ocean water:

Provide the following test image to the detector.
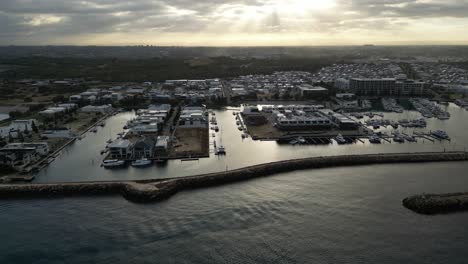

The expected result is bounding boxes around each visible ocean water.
[1,103,468,263]
[1,162,468,263]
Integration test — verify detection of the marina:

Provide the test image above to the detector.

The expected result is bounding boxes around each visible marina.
[10,102,464,184]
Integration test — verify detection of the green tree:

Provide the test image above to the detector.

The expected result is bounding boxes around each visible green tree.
[31,121,39,133]
[18,131,24,142]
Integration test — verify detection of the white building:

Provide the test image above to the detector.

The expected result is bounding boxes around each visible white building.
[178,107,208,128]
[155,136,170,152]
[39,107,67,116]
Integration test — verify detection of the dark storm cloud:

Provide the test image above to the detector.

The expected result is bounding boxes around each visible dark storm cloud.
[0,0,467,44]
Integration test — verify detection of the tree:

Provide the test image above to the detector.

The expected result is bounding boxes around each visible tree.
[23,124,30,135]
[18,131,24,143]
[0,135,6,148]
[8,132,14,143]
[31,121,39,133]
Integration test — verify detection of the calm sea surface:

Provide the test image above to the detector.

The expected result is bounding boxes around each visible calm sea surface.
[1,103,467,263]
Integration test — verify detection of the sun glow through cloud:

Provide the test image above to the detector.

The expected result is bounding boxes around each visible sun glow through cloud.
[1,0,468,45]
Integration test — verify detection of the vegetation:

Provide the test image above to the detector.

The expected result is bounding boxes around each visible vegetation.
[0,56,334,82]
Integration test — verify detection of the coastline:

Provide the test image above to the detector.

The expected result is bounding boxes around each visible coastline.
[0,151,467,204]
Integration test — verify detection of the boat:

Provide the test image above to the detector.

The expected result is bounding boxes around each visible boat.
[216,145,226,155]
[131,158,152,167]
[393,133,405,143]
[369,134,381,144]
[431,130,450,140]
[437,112,450,120]
[102,159,125,168]
[404,134,417,142]
[290,137,306,145]
[335,134,347,145]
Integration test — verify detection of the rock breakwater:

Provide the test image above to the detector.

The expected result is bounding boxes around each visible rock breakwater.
[0,152,467,203]
[403,193,468,215]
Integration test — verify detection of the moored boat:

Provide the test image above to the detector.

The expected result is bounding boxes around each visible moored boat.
[369,134,381,144]
[431,130,450,139]
[216,145,226,155]
[131,158,152,167]
[393,133,405,143]
[102,159,125,168]
[335,134,347,145]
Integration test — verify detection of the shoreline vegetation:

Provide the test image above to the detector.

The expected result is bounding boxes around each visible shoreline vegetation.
[0,152,467,206]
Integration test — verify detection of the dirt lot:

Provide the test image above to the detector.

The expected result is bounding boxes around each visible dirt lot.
[172,127,209,157]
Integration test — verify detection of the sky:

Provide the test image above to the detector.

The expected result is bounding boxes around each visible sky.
[0,0,468,46]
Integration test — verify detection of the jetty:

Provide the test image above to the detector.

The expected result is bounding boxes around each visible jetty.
[0,151,467,203]
[403,193,468,215]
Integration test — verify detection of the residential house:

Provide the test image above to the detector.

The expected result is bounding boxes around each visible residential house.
[132,138,155,159]
[108,139,132,159]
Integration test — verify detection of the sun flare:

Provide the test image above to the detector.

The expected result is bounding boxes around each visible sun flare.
[271,0,336,14]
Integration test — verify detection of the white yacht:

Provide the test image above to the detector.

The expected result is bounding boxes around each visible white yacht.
[432,130,450,139]
[131,158,152,167]
[102,160,125,168]
[335,134,348,145]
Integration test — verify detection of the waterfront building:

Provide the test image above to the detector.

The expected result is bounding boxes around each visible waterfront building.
[133,138,156,159]
[155,136,171,153]
[9,119,39,131]
[275,111,332,130]
[0,142,49,170]
[41,128,74,139]
[178,107,208,128]
[108,139,133,159]
[328,113,360,130]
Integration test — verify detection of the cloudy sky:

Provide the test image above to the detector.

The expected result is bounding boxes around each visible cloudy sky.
[1,0,467,46]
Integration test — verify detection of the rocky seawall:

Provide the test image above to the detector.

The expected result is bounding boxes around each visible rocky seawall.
[0,152,467,203]
[403,193,468,215]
